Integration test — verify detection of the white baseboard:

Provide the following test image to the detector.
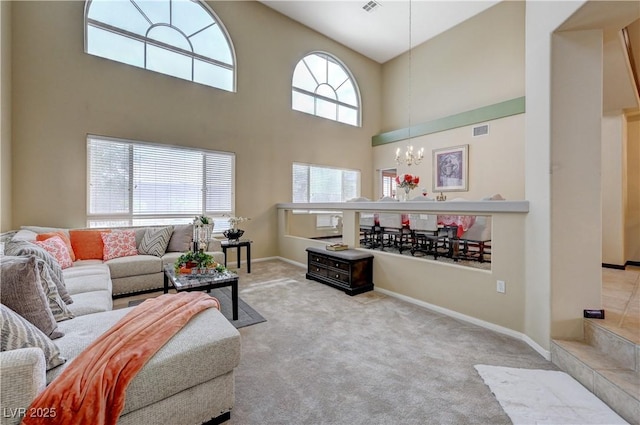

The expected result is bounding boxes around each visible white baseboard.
[252,256,280,263]
[275,256,306,269]
[375,287,551,360]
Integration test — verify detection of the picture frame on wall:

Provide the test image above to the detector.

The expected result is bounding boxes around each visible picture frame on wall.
[432,145,469,192]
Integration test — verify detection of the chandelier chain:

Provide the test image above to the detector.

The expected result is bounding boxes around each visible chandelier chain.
[394,1,423,167]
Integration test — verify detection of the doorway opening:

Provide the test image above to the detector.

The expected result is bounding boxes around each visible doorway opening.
[381,168,397,199]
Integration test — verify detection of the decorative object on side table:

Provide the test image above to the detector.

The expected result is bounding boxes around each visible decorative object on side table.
[326,243,349,251]
[395,173,420,201]
[223,215,251,241]
[223,229,244,241]
[193,215,214,251]
[436,192,447,201]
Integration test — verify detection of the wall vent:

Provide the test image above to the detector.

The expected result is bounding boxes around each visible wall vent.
[472,124,489,137]
[362,1,381,13]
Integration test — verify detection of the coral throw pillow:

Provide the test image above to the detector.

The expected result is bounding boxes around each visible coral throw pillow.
[101,230,138,261]
[36,231,76,262]
[69,230,110,260]
[34,236,73,269]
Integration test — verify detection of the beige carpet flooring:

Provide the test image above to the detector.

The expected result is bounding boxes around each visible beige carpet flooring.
[228,259,556,425]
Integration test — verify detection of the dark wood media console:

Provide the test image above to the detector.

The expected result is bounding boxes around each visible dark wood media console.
[306,247,374,295]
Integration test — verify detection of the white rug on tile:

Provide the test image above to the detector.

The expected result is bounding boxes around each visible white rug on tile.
[474,365,628,424]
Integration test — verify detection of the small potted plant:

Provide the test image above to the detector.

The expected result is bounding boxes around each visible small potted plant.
[194,215,212,225]
[175,250,215,273]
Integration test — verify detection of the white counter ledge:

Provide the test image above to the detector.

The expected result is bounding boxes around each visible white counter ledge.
[276,200,529,214]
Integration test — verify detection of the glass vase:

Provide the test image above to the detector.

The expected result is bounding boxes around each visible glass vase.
[402,187,411,201]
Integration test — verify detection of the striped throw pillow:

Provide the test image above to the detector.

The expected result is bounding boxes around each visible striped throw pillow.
[5,240,65,278]
[0,304,66,370]
[138,226,174,257]
[34,258,74,322]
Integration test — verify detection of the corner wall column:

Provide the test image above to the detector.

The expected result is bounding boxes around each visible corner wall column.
[550,29,603,339]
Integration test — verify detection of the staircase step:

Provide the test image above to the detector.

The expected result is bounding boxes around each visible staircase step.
[552,339,640,425]
[585,318,639,371]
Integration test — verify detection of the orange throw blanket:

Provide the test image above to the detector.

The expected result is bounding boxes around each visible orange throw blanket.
[22,292,220,425]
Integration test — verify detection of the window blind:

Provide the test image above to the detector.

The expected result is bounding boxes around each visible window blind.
[292,162,360,203]
[87,135,234,227]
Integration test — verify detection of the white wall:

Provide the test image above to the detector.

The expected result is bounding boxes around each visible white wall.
[374,1,526,202]
[0,0,11,232]
[602,113,626,266]
[373,114,525,201]
[9,1,383,259]
[381,1,525,132]
[627,114,640,262]
[551,29,604,339]
[524,0,587,346]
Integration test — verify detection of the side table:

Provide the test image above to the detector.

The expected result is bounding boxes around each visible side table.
[220,239,252,273]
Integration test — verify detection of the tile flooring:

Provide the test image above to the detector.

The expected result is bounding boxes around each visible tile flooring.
[551,265,640,424]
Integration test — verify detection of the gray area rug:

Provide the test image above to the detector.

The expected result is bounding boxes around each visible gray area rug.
[230,259,557,425]
[128,288,266,329]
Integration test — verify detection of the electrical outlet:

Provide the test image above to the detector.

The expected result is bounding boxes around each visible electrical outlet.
[497,280,506,294]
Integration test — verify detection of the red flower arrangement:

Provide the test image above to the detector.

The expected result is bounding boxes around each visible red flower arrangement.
[395,173,420,190]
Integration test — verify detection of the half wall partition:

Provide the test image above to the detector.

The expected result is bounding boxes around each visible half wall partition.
[275,200,545,357]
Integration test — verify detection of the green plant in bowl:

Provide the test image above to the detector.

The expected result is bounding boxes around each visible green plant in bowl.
[175,250,215,272]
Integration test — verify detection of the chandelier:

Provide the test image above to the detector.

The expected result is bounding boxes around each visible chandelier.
[395,145,424,166]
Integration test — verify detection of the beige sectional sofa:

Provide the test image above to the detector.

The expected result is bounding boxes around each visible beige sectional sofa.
[15,225,225,297]
[0,243,241,425]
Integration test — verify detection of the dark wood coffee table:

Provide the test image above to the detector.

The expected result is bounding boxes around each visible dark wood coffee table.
[163,266,239,320]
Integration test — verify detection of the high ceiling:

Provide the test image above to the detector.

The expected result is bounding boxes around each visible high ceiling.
[259,1,500,63]
[261,1,640,111]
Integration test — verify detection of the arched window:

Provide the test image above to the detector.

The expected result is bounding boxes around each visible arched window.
[292,52,361,127]
[85,0,235,92]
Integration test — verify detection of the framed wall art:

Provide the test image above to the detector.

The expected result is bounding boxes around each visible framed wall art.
[432,145,468,192]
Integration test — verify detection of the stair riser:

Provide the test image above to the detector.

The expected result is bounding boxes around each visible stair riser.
[585,320,638,371]
[551,342,640,425]
[551,342,597,388]
[593,373,640,425]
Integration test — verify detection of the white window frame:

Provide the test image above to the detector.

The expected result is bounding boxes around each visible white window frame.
[86,134,235,231]
[292,162,361,229]
[291,51,362,127]
[84,0,236,92]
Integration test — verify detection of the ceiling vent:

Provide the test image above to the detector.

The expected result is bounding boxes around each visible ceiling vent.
[362,1,381,13]
[472,124,489,137]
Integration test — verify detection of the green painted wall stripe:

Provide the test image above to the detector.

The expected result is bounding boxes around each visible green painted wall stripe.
[372,96,525,146]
